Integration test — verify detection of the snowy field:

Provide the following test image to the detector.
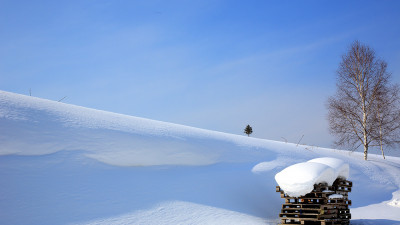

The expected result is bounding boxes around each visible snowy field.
[1,90,400,225]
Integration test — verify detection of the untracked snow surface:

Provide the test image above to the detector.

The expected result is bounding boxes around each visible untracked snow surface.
[1,90,400,225]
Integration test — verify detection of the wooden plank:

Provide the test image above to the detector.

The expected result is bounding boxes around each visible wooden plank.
[279,214,319,219]
[336,186,352,192]
[280,212,320,216]
[326,199,351,205]
[282,204,322,209]
[280,218,301,224]
[281,209,321,215]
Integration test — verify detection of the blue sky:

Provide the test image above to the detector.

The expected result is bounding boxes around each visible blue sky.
[1,0,400,151]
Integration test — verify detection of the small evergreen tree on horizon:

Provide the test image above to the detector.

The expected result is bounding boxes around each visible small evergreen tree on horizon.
[244,125,253,137]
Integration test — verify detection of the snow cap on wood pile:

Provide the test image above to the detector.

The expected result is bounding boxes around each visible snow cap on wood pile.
[275,157,349,197]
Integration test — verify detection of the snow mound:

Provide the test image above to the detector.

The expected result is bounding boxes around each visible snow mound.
[308,157,349,180]
[274,157,349,197]
[0,90,278,166]
[388,199,400,207]
[329,194,344,199]
[388,191,400,208]
[76,201,275,225]
[251,157,295,173]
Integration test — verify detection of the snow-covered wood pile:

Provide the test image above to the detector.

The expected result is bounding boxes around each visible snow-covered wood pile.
[275,158,352,225]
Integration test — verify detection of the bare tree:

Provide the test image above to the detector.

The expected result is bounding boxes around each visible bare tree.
[372,84,400,159]
[327,40,400,160]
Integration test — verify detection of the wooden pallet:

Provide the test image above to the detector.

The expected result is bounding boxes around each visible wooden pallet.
[277,178,352,225]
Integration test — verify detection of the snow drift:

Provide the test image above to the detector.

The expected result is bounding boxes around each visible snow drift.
[0,90,273,166]
[1,90,400,225]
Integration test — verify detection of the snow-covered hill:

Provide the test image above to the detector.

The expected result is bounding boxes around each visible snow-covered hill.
[1,90,400,225]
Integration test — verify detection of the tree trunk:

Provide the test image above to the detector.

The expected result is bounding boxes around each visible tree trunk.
[363,142,368,160]
[380,143,385,159]
[363,106,368,160]
[378,110,386,159]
